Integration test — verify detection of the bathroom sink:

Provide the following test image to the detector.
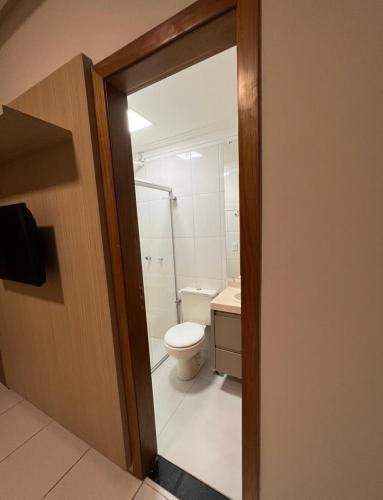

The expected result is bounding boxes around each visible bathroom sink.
[233,292,241,302]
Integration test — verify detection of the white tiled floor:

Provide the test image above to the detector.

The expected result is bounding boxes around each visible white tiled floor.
[0,359,241,499]
[0,382,173,500]
[150,337,168,369]
[152,356,242,499]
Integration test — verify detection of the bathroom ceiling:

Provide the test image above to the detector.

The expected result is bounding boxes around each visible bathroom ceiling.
[128,47,237,155]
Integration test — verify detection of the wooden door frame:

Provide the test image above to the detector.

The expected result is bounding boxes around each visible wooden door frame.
[92,0,260,498]
[0,351,6,386]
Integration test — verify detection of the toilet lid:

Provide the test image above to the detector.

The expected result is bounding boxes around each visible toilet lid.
[164,322,205,348]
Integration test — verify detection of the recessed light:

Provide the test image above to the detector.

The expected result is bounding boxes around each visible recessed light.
[177,151,202,160]
[128,109,152,132]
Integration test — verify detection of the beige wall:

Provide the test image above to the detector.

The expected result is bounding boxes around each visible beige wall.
[0,0,194,104]
[1,0,383,498]
[261,1,383,499]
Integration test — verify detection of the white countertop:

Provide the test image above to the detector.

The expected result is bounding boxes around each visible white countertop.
[210,286,241,315]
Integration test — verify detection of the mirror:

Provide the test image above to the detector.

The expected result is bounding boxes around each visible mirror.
[223,139,240,278]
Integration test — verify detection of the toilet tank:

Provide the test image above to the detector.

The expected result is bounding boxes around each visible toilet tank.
[180,287,218,325]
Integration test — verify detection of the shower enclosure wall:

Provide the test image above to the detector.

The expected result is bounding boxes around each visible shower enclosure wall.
[135,179,178,370]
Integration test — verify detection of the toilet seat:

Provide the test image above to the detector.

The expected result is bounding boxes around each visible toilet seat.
[164,322,205,349]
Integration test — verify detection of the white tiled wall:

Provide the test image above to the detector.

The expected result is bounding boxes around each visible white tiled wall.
[136,186,177,340]
[137,144,228,298]
[223,140,240,278]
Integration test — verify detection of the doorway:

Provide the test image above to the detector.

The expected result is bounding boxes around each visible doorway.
[92,1,260,498]
[129,47,241,497]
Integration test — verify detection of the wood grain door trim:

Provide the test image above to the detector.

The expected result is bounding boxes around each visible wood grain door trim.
[237,0,261,497]
[91,69,156,479]
[94,0,237,79]
[106,10,236,96]
[0,351,6,386]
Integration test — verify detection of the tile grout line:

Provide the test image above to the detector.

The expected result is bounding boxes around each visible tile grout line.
[154,363,195,439]
[40,446,91,499]
[0,397,25,416]
[131,481,145,500]
[145,480,173,500]
[0,418,53,464]
[156,372,201,442]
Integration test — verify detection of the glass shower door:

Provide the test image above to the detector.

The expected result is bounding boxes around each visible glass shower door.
[135,181,178,370]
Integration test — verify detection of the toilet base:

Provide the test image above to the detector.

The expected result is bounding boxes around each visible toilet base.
[176,352,203,380]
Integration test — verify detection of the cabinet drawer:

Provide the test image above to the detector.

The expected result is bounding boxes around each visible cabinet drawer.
[216,348,241,379]
[215,313,241,352]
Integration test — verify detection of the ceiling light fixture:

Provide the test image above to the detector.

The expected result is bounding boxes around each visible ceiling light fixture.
[177,151,202,160]
[128,109,152,132]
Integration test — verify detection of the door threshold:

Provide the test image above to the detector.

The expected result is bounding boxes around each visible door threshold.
[149,455,229,500]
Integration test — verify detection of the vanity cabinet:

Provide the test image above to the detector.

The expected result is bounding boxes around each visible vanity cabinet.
[211,310,241,378]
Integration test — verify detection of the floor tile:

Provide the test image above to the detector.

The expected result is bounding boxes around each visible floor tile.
[0,421,89,500]
[0,400,51,462]
[0,389,23,415]
[158,374,242,499]
[144,478,178,500]
[197,350,216,381]
[45,448,141,499]
[150,337,168,369]
[135,483,168,500]
[152,357,194,436]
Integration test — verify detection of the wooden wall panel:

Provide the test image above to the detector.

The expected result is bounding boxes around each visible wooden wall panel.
[0,55,128,469]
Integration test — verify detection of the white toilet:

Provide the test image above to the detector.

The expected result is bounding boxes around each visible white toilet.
[164,287,217,380]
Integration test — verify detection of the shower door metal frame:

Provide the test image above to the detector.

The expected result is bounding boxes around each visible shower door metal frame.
[92,0,260,497]
[134,179,172,193]
[134,178,180,371]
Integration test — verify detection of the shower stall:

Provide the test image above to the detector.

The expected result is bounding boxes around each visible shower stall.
[135,179,179,370]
